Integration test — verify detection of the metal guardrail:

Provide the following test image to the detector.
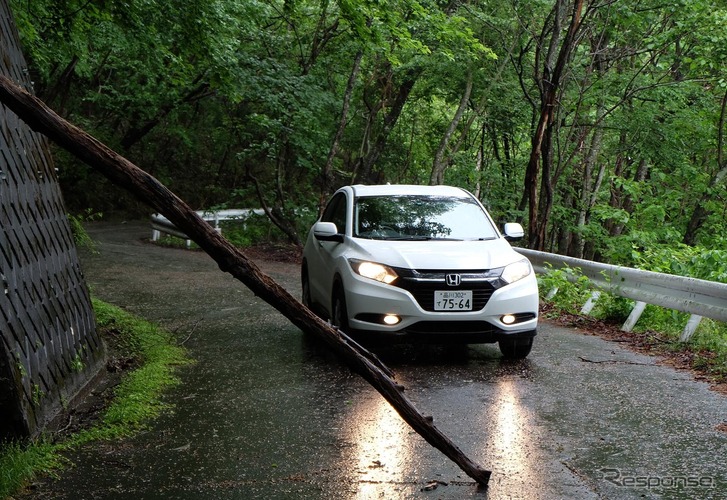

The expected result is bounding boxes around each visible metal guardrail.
[151,208,264,248]
[515,248,727,342]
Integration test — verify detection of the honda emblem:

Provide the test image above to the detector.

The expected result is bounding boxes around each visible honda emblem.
[445,274,461,286]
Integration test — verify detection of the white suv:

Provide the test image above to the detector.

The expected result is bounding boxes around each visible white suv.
[301,184,539,358]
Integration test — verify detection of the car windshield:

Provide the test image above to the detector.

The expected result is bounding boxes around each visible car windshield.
[354,194,498,240]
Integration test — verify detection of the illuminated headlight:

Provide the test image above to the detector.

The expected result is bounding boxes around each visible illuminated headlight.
[349,259,398,284]
[501,258,532,284]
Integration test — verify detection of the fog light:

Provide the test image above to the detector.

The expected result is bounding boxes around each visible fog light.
[501,314,516,325]
[383,314,400,325]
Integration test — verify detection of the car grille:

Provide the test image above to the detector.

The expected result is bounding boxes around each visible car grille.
[393,268,505,312]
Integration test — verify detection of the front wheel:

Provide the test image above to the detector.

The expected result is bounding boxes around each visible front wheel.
[301,267,312,308]
[499,336,534,359]
[331,286,350,333]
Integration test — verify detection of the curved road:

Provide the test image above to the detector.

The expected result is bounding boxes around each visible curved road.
[27,222,727,499]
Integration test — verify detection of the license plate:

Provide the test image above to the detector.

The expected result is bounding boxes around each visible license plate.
[434,290,473,311]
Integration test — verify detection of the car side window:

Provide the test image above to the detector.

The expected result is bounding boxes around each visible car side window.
[321,192,347,234]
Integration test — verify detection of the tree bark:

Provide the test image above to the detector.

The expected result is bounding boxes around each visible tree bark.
[573,125,606,258]
[321,49,363,211]
[430,71,473,185]
[43,56,78,112]
[525,0,586,250]
[683,89,727,245]
[355,68,421,183]
[0,74,492,486]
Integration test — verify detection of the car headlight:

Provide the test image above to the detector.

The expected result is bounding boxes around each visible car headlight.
[501,258,532,284]
[349,259,398,284]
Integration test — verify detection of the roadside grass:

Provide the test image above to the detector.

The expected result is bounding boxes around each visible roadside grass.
[0,299,191,498]
[538,269,727,383]
[0,441,67,498]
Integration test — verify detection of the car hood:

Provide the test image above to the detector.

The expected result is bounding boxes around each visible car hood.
[346,237,524,270]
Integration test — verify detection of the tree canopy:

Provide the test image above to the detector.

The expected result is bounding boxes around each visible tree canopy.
[10,0,727,274]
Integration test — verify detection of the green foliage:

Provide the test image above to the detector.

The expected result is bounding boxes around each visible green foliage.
[632,244,727,283]
[31,384,44,406]
[637,305,692,337]
[591,294,634,325]
[220,214,283,248]
[537,264,592,316]
[689,319,727,378]
[152,234,196,250]
[70,354,84,373]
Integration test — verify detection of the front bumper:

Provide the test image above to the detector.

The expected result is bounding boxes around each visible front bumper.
[343,270,539,342]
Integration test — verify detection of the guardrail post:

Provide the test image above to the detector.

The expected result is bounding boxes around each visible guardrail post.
[580,291,601,315]
[621,301,647,332]
[679,315,703,343]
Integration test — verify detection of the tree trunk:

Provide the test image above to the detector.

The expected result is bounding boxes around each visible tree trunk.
[43,56,78,112]
[246,168,302,248]
[473,133,484,199]
[0,74,492,486]
[321,49,363,212]
[573,30,610,258]
[430,71,473,185]
[574,121,605,259]
[683,89,727,245]
[525,0,586,250]
[356,69,421,183]
[556,188,574,255]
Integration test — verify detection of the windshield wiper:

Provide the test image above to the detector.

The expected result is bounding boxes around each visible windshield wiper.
[388,236,433,241]
[389,236,469,241]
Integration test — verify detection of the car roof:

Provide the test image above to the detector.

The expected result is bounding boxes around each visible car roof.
[348,184,473,197]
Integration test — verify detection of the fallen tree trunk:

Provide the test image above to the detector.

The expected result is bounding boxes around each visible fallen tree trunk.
[0,74,492,486]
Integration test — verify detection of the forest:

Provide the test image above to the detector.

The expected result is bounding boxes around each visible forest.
[9,0,727,279]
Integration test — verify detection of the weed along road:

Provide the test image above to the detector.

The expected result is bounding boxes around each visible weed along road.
[27,222,727,499]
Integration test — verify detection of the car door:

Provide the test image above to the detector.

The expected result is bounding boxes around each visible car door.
[307,191,349,313]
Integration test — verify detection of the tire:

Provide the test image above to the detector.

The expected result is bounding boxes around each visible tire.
[498,336,534,359]
[301,266,312,308]
[331,285,350,333]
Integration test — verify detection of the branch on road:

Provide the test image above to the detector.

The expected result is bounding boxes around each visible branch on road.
[0,74,492,486]
[578,356,652,366]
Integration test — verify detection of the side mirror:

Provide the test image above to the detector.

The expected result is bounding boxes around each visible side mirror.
[313,221,344,242]
[503,222,524,241]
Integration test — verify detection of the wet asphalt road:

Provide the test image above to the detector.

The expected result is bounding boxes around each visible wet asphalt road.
[28,222,727,499]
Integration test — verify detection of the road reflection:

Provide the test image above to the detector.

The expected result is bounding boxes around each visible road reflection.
[484,375,536,479]
[348,393,411,497]
[491,379,530,474]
